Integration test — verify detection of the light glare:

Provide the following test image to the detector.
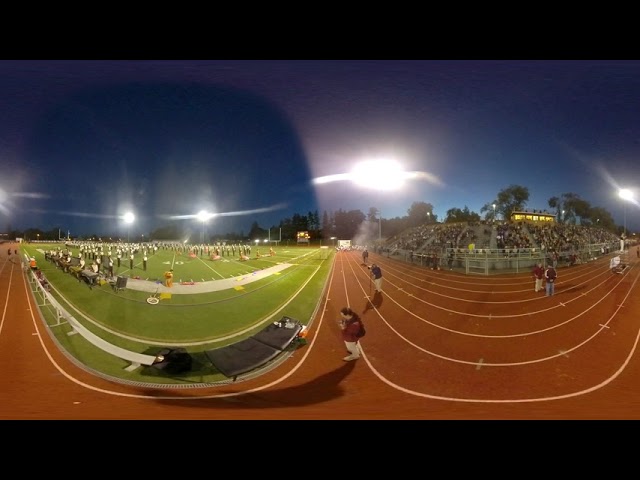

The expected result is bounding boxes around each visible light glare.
[619,188,634,201]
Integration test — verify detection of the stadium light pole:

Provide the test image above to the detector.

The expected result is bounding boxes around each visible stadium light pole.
[123,212,135,243]
[619,188,634,240]
[492,203,496,222]
[197,210,210,244]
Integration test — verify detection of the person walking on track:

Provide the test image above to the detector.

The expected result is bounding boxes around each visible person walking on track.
[370,263,383,293]
[339,306,362,361]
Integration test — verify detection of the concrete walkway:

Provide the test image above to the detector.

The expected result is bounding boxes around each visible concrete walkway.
[121,263,292,294]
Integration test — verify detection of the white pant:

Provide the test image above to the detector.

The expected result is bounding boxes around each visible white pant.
[535,278,543,292]
[344,341,360,358]
[374,277,383,292]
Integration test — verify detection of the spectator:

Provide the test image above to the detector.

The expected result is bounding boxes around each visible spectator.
[545,264,557,296]
[532,263,544,292]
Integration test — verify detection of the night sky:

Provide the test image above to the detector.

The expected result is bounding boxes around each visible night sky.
[1,60,639,237]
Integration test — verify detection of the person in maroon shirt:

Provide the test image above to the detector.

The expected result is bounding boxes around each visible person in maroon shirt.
[339,307,362,361]
[545,265,557,296]
[532,263,544,292]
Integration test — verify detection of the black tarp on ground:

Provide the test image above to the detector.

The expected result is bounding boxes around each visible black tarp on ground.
[252,319,302,350]
[151,347,193,374]
[205,318,302,379]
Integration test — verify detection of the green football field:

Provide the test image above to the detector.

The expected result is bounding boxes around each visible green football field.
[20,243,334,385]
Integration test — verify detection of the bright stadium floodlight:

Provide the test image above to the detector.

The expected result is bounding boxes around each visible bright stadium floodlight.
[312,157,438,244]
[352,159,408,242]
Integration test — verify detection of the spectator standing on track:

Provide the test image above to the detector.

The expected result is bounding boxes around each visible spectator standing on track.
[362,248,369,265]
[532,262,544,292]
[339,306,362,362]
[545,264,557,296]
[369,263,383,292]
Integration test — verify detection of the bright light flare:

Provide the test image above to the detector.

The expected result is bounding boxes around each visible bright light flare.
[351,160,406,190]
[162,202,287,221]
[197,210,212,222]
[123,212,135,224]
[619,188,634,201]
[312,160,443,190]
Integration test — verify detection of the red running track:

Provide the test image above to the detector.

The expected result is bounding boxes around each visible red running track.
[2,243,640,419]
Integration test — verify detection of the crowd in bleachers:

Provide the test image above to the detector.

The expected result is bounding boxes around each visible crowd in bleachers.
[385,219,622,260]
[386,222,480,253]
[496,222,534,249]
[528,223,618,253]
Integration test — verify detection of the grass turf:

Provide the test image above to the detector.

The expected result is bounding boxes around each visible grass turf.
[22,243,334,386]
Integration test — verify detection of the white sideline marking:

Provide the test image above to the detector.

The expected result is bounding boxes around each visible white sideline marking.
[476,358,484,370]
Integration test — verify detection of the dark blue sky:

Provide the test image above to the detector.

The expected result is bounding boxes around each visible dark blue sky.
[1,60,639,237]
